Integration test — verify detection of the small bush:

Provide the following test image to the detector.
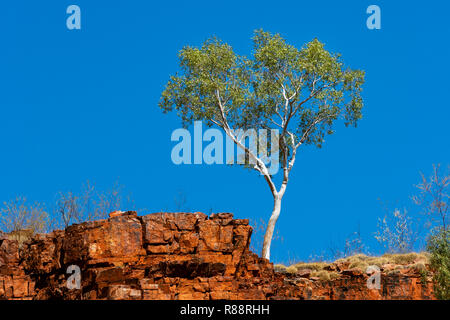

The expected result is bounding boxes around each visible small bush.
[310,270,340,281]
[0,196,48,234]
[285,266,298,274]
[311,270,330,281]
[375,208,418,254]
[413,262,427,272]
[349,261,369,271]
[278,252,430,276]
[427,228,450,300]
[382,252,425,265]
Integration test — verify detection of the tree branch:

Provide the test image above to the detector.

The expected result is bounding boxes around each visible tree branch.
[214,89,278,197]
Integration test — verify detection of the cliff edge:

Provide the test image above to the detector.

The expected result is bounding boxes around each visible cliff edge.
[0,211,435,300]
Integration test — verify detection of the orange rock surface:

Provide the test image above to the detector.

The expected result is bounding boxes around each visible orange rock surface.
[0,211,435,300]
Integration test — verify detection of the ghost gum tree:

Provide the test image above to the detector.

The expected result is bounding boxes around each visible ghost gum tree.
[159,30,365,260]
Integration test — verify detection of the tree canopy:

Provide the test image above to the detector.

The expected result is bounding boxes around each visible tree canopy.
[160,29,364,155]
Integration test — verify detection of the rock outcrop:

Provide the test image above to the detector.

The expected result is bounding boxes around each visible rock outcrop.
[0,211,435,300]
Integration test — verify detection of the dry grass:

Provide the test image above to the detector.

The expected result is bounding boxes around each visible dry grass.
[311,270,340,281]
[7,229,34,247]
[274,264,287,273]
[275,252,430,279]
[292,262,329,271]
[381,252,429,265]
[285,266,298,274]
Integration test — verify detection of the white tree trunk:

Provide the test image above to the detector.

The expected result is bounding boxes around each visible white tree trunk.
[261,195,282,260]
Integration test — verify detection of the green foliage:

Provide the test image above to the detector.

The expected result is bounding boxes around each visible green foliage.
[159,29,365,165]
[419,268,429,286]
[427,228,450,300]
[160,36,252,129]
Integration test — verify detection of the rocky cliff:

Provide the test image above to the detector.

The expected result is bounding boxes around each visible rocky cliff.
[0,211,435,300]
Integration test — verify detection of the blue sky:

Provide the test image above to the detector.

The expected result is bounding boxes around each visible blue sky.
[0,1,449,263]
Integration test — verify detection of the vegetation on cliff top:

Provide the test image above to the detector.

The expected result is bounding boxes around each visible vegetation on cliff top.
[275,252,430,280]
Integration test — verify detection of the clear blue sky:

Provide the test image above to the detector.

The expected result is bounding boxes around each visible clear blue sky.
[1,1,449,263]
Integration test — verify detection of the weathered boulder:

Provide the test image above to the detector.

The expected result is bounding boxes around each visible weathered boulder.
[63,213,144,265]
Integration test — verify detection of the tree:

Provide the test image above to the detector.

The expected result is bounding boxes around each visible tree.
[55,180,127,228]
[92,181,123,219]
[56,191,80,228]
[374,208,418,253]
[0,196,49,234]
[413,164,449,231]
[412,164,450,299]
[159,30,365,260]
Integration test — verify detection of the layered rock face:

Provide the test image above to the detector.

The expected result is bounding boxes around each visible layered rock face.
[0,211,435,300]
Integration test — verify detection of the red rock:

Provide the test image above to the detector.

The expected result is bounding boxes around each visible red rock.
[0,211,437,300]
[342,268,364,277]
[63,215,143,263]
[96,267,125,283]
[12,277,28,297]
[198,221,233,252]
[0,239,19,266]
[179,232,199,253]
[210,291,230,300]
[109,211,124,218]
[210,212,233,220]
[296,269,312,278]
[107,284,141,300]
[139,279,158,290]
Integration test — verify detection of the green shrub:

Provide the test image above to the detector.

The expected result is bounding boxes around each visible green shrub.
[427,228,450,300]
